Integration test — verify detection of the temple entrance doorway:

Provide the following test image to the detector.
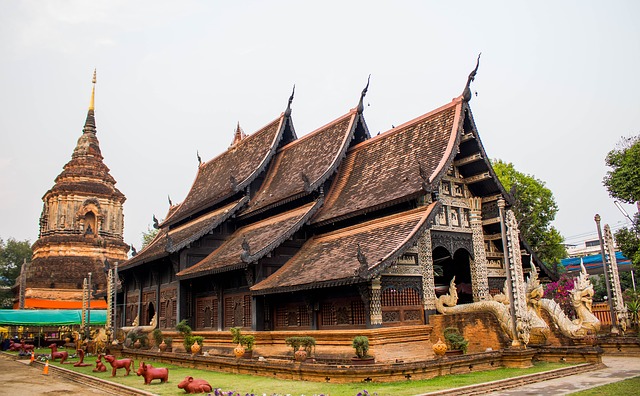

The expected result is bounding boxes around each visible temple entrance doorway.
[432,246,473,304]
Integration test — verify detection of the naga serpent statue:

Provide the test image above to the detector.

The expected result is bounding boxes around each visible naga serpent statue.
[538,263,601,338]
[435,276,530,346]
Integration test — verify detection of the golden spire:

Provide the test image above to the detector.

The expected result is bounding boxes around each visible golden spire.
[89,69,96,110]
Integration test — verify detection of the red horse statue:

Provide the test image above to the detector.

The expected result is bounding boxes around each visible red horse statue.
[9,340,34,353]
[104,354,134,377]
[178,376,212,393]
[93,354,107,372]
[48,343,68,364]
[136,361,169,385]
[73,349,91,367]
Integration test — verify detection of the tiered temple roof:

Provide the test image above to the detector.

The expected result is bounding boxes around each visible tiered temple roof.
[162,114,294,227]
[120,66,554,304]
[251,202,439,294]
[240,108,367,217]
[178,200,322,279]
[312,99,462,225]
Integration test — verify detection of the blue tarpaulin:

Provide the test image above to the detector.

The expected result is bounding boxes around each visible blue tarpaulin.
[561,251,631,273]
[0,309,106,326]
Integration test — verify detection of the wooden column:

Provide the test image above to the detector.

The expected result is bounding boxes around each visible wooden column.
[418,230,437,313]
[369,277,382,327]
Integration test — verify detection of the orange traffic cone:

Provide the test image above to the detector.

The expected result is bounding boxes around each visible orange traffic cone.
[42,360,49,375]
[30,351,35,364]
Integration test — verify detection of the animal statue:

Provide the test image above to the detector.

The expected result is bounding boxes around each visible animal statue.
[91,327,109,355]
[136,361,169,385]
[177,376,213,394]
[104,354,134,377]
[538,263,601,338]
[73,349,91,367]
[524,265,551,345]
[8,340,21,351]
[9,340,33,352]
[93,354,107,372]
[435,277,531,346]
[48,343,69,364]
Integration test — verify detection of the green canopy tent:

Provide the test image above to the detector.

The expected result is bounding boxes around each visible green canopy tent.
[0,309,106,326]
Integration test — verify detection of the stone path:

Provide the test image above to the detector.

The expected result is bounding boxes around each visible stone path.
[486,356,640,395]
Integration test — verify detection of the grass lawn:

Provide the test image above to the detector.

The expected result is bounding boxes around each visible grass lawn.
[570,376,640,396]
[17,349,571,396]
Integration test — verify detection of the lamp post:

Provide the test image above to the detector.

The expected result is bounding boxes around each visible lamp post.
[595,214,618,333]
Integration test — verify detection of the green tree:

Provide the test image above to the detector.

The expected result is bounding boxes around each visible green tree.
[492,159,567,272]
[0,237,33,308]
[141,226,159,249]
[614,213,640,270]
[603,135,640,209]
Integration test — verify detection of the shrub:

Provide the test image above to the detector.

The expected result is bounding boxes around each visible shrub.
[443,327,468,353]
[152,328,163,346]
[164,337,173,347]
[285,336,316,355]
[352,336,370,359]
[176,319,194,351]
[543,273,576,319]
[230,327,255,351]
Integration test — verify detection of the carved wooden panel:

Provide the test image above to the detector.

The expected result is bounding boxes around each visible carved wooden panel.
[223,293,251,328]
[274,304,310,329]
[319,298,365,329]
[195,296,218,330]
[159,287,177,329]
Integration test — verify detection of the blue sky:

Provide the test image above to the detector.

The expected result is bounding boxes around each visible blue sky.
[1,1,638,250]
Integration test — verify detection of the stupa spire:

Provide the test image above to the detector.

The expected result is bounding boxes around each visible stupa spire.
[84,69,97,129]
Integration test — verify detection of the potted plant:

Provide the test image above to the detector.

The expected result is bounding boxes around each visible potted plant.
[230,327,255,359]
[164,337,173,352]
[176,319,199,354]
[152,328,163,350]
[443,327,468,355]
[351,336,374,365]
[285,336,316,362]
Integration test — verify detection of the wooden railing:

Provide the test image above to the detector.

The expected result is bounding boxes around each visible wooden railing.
[592,302,612,326]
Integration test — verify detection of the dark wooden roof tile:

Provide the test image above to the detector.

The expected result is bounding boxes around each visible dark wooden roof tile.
[163,116,287,225]
[177,200,322,279]
[242,111,358,216]
[251,202,439,294]
[313,100,462,224]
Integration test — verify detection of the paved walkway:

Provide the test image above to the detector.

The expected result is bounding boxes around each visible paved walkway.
[487,356,640,395]
[0,356,103,395]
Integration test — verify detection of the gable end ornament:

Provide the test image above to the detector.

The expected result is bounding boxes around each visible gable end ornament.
[462,53,481,102]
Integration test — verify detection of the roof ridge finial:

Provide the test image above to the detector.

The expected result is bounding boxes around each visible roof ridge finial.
[356,74,370,114]
[89,68,96,110]
[231,122,246,146]
[462,53,481,102]
[284,85,295,117]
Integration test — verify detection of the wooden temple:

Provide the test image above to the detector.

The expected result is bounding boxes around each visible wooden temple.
[118,63,554,337]
[14,71,129,309]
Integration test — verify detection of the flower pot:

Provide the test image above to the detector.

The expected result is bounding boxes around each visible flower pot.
[233,343,245,358]
[159,340,167,352]
[432,338,447,357]
[294,346,307,362]
[191,341,201,355]
[351,356,375,365]
[133,339,141,349]
[445,349,464,356]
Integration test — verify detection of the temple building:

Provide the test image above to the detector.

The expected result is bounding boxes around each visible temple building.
[119,64,554,334]
[14,71,129,309]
